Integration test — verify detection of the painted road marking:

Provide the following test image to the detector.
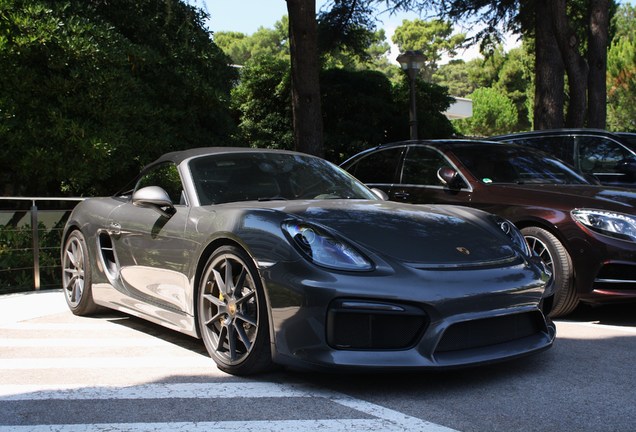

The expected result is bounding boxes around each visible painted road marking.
[0,382,457,432]
[0,296,459,432]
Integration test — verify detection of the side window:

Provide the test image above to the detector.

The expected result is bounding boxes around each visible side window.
[577,137,631,174]
[512,136,574,164]
[401,147,450,186]
[346,148,403,184]
[136,162,185,205]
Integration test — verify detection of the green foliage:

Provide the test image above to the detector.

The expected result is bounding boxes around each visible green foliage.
[214,12,392,75]
[454,87,518,137]
[317,0,378,63]
[434,43,533,132]
[232,52,455,162]
[213,31,253,65]
[611,2,635,40]
[231,56,293,150]
[607,4,636,132]
[432,60,475,97]
[214,17,289,65]
[433,54,503,97]
[321,28,392,72]
[392,19,466,80]
[321,68,402,161]
[0,0,237,197]
[389,71,456,141]
[0,222,63,293]
[494,46,533,131]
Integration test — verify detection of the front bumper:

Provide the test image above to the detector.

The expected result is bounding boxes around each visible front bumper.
[568,230,636,302]
[261,257,556,372]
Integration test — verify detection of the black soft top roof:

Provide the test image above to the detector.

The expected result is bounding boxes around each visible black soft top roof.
[148,147,307,167]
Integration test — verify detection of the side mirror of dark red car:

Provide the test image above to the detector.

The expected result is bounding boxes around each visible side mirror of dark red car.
[437,167,463,190]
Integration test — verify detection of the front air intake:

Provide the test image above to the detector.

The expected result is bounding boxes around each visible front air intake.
[435,311,545,353]
[326,299,428,350]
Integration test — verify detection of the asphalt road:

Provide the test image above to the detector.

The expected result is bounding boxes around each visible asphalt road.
[1,290,635,431]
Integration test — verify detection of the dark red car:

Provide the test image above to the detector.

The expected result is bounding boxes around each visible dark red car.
[342,140,636,317]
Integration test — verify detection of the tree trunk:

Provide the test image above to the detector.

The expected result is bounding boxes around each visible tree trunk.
[550,0,589,127]
[286,0,324,157]
[587,0,609,128]
[534,0,565,130]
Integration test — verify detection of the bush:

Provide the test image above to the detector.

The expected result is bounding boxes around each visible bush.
[0,222,64,294]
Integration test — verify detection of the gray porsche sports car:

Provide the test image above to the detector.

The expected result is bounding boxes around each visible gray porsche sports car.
[61,147,556,375]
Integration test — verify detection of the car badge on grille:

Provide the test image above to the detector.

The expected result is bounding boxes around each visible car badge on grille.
[456,246,471,255]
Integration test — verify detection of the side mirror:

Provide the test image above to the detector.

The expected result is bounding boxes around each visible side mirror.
[371,188,389,201]
[133,186,175,217]
[437,167,463,189]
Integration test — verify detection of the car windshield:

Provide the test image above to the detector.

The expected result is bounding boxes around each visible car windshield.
[453,144,591,185]
[189,152,377,205]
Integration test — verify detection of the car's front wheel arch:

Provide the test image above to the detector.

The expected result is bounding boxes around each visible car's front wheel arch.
[194,238,245,334]
[61,228,99,316]
[194,240,275,375]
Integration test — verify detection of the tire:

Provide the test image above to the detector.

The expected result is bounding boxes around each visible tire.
[62,230,98,316]
[522,226,579,317]
[197,245,273,375]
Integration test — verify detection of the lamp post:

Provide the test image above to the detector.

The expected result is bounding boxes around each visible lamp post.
[396,50,426,140]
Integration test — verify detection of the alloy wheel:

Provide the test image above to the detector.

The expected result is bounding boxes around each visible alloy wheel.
[199,252,259,366]
[63,235,85,307]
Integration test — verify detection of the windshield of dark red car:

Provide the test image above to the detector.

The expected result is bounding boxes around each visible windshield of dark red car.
[452,144,591,185]
[189,152,378,205]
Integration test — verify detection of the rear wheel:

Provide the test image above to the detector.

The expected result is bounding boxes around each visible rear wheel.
[522,226,578,317]
[62,230,98,315]
[197,245,273,375]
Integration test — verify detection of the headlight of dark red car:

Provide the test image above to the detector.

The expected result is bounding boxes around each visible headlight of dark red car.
[571,209,636,242]
[282,221,374,271]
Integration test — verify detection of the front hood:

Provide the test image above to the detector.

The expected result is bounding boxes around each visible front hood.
[278,200,517,266]
[494,184,636,211]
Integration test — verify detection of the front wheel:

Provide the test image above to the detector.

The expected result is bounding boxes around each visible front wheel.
[197,245,273,375]
[62,230,98,315]
[522,226,578,317]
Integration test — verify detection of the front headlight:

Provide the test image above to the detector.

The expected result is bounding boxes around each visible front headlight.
[571,209,636,242]
[282,221,373,271]
[491,216,532,256]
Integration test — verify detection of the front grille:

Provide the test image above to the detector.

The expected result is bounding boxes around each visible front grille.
[326,300,428,350]
[435,312,545,353]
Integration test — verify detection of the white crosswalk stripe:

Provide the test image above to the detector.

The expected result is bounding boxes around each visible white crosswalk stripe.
[0,291,459,432]
[0,338,173,347]
[0,419,447,432]
[0,356,214,369]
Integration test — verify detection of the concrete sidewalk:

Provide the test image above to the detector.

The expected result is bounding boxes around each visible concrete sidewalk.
[0,289,67,325]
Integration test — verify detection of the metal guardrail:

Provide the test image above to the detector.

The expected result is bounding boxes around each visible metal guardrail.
[0,197,84,292]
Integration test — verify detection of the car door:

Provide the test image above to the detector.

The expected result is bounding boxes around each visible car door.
[390,145,474,205]
[107,162,195,314]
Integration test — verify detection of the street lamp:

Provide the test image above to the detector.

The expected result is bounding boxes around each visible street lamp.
[396,50,426,140]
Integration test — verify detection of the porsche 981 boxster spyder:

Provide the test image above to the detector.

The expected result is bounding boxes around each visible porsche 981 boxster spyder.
[62,147,555,375]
